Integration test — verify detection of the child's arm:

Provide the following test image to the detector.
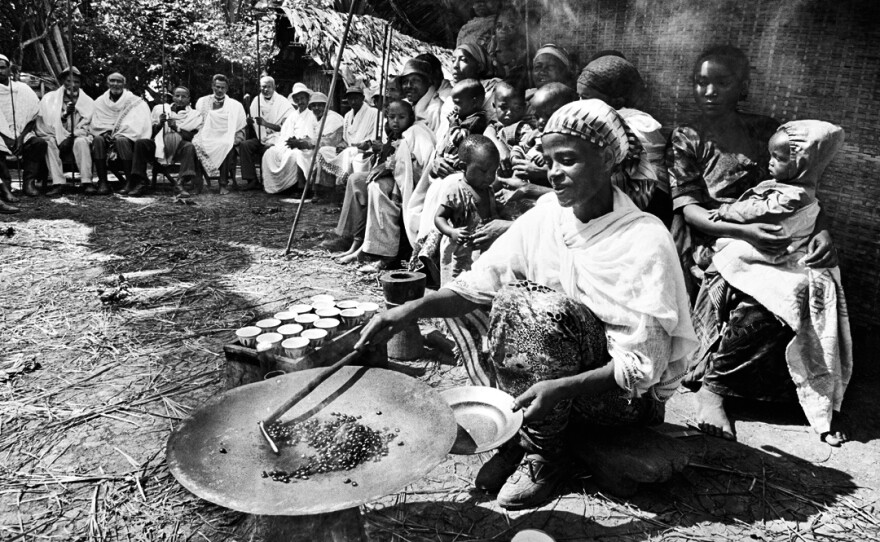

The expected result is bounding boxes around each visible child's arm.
[484,124,513,175]
[435,205,471,246]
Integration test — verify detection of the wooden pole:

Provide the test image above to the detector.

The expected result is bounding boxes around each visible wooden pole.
[67,0,76,184]
[374,22,390,140]
[256,16,262,144]
[282,0,360,255]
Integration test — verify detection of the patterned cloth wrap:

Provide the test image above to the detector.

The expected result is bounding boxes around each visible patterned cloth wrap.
[445,281,664,456]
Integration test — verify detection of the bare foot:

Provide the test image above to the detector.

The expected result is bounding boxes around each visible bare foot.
[695,387,736,441]
[337,246,362,264]
[821,411,849,447]
[219,187,230,195]
[335,238,364,259]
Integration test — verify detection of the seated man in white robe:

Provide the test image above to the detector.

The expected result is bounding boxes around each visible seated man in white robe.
[262,91,343,197]
[0,53,45,212]
[317,82,378,189]
[127,86,203,197]
[35,66,95,197]
[192,74,246,195]
[89,72,152,195]
[239,76,293,191]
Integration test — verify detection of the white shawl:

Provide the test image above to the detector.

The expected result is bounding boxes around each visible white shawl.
[393,122,437,245]
[192,95,246,176]
[150,104,203,164]
[0,81,40,153]
[412,86,444,134]
[317,104,378,182]
[90,89,151,140]
[447,189,698,400]
[249,92,294,145]
[35,87,95,143]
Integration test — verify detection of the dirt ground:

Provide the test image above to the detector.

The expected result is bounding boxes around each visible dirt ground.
[2,181,879,542]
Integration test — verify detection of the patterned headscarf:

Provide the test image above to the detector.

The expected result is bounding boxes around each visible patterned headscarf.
[456,43,490,77]
[577,55,646,109]
[533,44,574,74]
[543,99,657,208]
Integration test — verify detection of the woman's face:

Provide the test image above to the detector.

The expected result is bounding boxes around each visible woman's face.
[402,74,430,103]
[533,54,569,88]
[452,49,481,82]
[542,133,609,209]
[693,59,746,117]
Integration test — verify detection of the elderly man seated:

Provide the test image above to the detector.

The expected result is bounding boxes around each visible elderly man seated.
[316,82,378,191]
[126,86,203,197]
[35,66,95,197]
[0,53,46,213]
[192,74,246,195]
[90,72,152,195]
[239,76,293,191]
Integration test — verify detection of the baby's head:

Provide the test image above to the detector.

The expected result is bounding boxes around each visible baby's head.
[451,79,486,119]
[458,134,500,189]
[493,81,526,126]
[531,82,579,132]
[768,130,796,181]
[385,99,415,138]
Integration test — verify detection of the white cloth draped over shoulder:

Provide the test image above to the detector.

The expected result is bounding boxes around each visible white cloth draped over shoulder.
[412,86,444,134]
[89,89,151,141]
[150,104,203,164]
[192,95,246,177]
[447,189,698,401]
[35,87,95,142]
[317,104,378,184]
[250,92,294,145]
[392,122,437,245]
[0,81,40,153]
[262,108,344,193]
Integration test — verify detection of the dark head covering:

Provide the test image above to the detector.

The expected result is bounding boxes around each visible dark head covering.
[401,59,433,85]
[577,55,646,109]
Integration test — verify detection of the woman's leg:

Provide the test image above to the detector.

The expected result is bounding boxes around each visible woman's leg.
[691,272,795,440]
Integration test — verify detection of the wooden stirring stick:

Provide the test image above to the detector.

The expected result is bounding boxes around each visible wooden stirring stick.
[258,348,362,453]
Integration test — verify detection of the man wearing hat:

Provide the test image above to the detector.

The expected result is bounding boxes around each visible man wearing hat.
[239,75,294,191]
[400,58,444,133]
[0,54,45,211]
[34,66,95,197]
[262,90,343,196]
[90,72,152,195]
[317,82,378,192]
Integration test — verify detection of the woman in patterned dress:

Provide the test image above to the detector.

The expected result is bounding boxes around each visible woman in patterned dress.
[357,99,697,510]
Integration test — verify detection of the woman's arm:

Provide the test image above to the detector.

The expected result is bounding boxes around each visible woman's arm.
[682,203,792,253]
[514,362,617,422]
[354,289,480,350]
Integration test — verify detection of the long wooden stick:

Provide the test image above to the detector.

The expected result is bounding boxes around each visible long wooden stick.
[283,0,359,255]
[67,0,76,185]
[374,22,390,140]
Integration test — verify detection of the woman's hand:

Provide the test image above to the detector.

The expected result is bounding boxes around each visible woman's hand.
[495,188,524,207]
[738,223,792,253]
[513,380,567,423]
[432,156,457,178]
[803,230,838,268]
[354,304,415,350]
[511,157,546,182]
[470,219,511,249]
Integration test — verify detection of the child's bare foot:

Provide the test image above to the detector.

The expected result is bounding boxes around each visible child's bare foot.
[695,387,736,441]
[821,411,849,447]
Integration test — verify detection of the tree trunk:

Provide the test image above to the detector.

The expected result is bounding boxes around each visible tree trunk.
[52,24,70,68]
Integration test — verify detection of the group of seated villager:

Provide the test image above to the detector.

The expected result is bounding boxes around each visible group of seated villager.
[0,43,853,508]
